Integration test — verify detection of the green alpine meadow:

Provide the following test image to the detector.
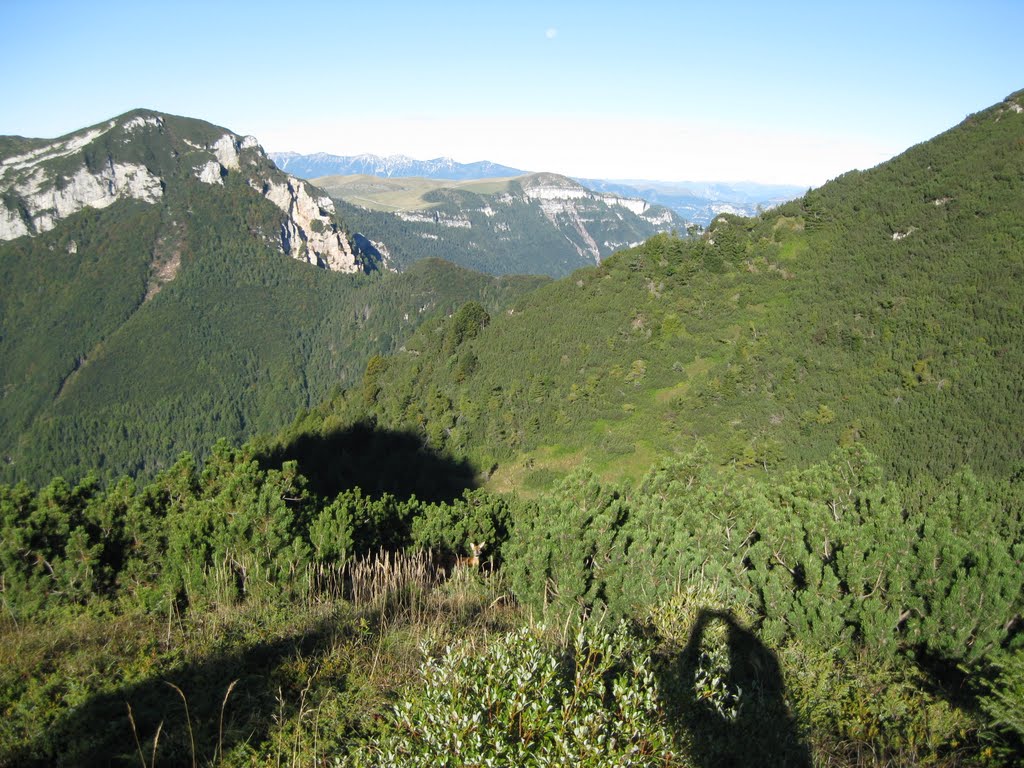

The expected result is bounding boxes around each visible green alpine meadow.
[1,81,1023,768]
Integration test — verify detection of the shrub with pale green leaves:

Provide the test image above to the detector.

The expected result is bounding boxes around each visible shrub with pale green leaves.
[338,621,677,767]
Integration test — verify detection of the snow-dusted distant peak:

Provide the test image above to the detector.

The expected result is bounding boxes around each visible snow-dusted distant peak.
[267,151,527,182]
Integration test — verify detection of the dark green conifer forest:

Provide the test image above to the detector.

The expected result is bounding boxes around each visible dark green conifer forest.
[0,170,546,486]
[1,93,1023,766]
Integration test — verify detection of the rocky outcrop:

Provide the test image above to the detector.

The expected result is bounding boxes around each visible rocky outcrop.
[1,115,376,273]
[641,208,676,226]
[1,122,114,176]
[194,132,372,272]
[189,132,370,271]
[122,115,164,133]
[196,160,224,185]
[0,158,162,239]
[212,134,241,171]
[522,184,590,201]
[396,210,472,228]
[599,195,649,215]
[352,232,393,270]
[262,178,362,272]
[195,133,261,184]
[0,120,140,239]
[0,116,167,239]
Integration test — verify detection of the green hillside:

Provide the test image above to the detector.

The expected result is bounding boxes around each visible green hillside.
[327,173,687,277]
[0,112,546,484]
[302,90,1024,487]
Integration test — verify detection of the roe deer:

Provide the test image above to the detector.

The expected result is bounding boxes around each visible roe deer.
[456,541,486,570]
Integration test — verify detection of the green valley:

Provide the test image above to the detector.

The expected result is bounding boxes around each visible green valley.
[1,89,1023,768]
[0,112,546,484]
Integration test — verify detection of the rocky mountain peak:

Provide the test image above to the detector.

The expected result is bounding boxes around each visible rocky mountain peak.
[0,111,379,274]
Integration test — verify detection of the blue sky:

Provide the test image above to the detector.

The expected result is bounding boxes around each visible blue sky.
[2,0,1022,185]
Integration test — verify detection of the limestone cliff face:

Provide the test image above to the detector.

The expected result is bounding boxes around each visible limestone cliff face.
[0,111,378,274]
[194,129,366,272]
[261,178,360,271]
[515,173,667,264]
[0,119,163,239]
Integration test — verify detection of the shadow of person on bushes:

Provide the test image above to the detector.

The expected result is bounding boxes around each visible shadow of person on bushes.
[658,609,812,768]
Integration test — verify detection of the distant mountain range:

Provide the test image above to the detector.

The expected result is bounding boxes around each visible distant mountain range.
[269,151,805,225]
[269,151,526,182]
[574,178,807,225]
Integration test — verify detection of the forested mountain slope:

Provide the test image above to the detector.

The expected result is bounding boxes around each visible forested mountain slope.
[322,172,686,277]
[0,112,546,484]
[305,90,1024,486]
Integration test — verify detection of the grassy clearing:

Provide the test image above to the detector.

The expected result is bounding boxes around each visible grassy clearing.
[311,174,519,211]
[591,440,660,485]
[487,444,586,496]
[654,380,693,404]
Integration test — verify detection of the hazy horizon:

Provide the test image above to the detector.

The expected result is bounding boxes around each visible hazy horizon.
[2,0,1022,186]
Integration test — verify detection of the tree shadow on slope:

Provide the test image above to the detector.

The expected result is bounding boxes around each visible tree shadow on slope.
[259,420,477,504]
[657,609,812,768]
